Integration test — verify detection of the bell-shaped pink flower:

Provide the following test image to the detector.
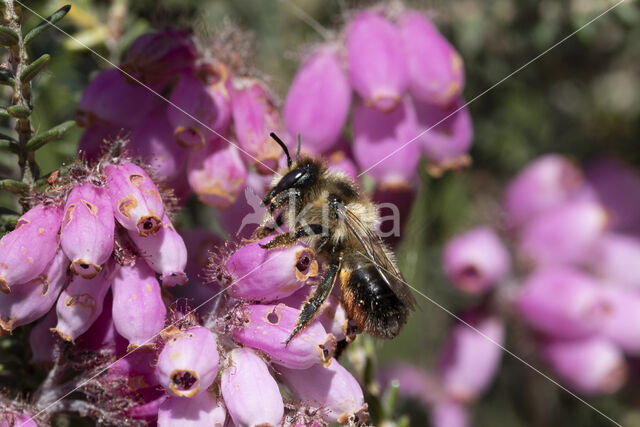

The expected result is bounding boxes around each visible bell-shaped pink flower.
[29,309,57,364]
[231,78,283,173]
[187,140,247,209]
[108,349,158,392]
[353,96,419,185]
[221,347,284,426]
[105,161,165,236]
[77,68,159,128]
[0,249,68,332]
[76,293,118,351]
[60,183,114,279]
[221,236,318,302]
[437,311,504,402]
[503,154,584,229]
[514,267,608,338]
[283,45,351,153]
[111,260,166,350]
[277,359,368,423]
[52,262,112,342]
[600,287,640,355]
[347,11,408,112]
[129,107,189,183]
[442,226,510,294]
[592,234,640,289]
[415,97,473,166]
[399,11,464,106]
[233,304,336,369]
[0,203,63,293]
[157,391,226,427]
[430,398,469,427]
[156,327,219,398]
[542,337,627,395]
[518,200,608,267]
[129,214,187,287]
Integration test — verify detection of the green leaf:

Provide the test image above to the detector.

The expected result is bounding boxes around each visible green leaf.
[6,105,31,118]
[0,138,19,154]
[0,179,28,194]
[25,120,75,151]
[24,5,71,45]
[0,69,14,87]
[19,54,51,84]
[0,26,20,47]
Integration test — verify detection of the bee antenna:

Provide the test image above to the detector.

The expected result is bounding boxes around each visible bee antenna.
[270,132,292,168]
[296,133,302,160]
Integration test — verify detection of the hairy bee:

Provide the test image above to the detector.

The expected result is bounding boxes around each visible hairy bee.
[255,133,416,344]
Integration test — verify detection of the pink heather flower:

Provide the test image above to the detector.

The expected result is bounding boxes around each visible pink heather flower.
[352,96,420,185]
[216,171,271,238]
[221,236,318,302]
[399,11,464,106]
[0,412,37,427]
[514,267,608,339]
[518,200,608,267]
[0,203,63,293]
[430,398,469,427]
[187,141,247,209]
[600,286,640,355]
[277,359,368,424]
[437,311,504,402]
[76,68,159,128]
[347,11,408,112]
[129,214,188,287]
[108,349,159,393]
[542,337,627,395]
[231,78,283,173]
[105,161,165,236]
[29,309,57,364]
[414,97,473,166]
[122,30,197,86]
[156,327,220,398]
[503,154,584,229]
[442,226,510,294]
[221,347,284,426]
[60,182,114,279]
[53,262,112,342]
[111,260,167,351]
[126,391,167,421]
[157,391,226,426]
[233,304,336,369]
[78,123,130,162]
[129,107,189,183]
[283,290,353,342]
[0,249,68,332]
[76,293,118,352]
[168,70,231,149]
[283,45,351,153]
[592,233,640,288]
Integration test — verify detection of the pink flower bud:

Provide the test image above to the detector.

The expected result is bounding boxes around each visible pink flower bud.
[122,30,197,86]
[284,46,351,153]
[592,234,640,288]
[430,398,469,427]
[437,312,504,403]
[518,200,608,267]
[503,154,584,229]
[0,249,68,332]
[442,227,510,294]
[277,359,368,423]
[157,391,226,427]
[60,183,114,279]
[221,347,284,426]
[156,327,219,398]
[77,69,159,128]
[221,236,318,302]
[53,262,112,342]
[542,337,627,395]
[600,287,640,355]
[168,69,231,149]
[233,304,336,369]
[111,261,166,350]
[231,78,283,172]
[129,214,187,287]
[415,97,473,166]
[347,11,408,112]
[187,141,247,209]
[0,204,63,293]
[105,161,165,236]
[514,267,608,338]
[29,309,57,364]
[353,96,419,185]
[129,107,189,183]
[399,12,464,106]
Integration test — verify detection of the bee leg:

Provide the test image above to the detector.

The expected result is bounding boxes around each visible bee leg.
[253,212,284,239]
[285,258,341,345]
[260,224,327,250]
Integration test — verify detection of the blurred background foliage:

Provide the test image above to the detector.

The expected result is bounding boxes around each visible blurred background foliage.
[1,0,639,425]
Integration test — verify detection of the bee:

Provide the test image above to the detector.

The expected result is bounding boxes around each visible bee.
[255,133,416,344]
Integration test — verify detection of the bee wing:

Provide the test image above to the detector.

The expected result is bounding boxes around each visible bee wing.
[336,203,417,311]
